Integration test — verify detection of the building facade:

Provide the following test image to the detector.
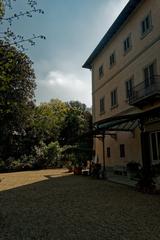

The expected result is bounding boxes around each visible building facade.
[83,0,160,175]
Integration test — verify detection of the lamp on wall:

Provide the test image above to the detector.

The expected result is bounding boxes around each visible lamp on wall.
[106,131,117,140]
[111,133,117,140]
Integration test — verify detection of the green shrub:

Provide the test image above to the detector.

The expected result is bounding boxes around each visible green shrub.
[0,159,6,171]
[32,142,47,169]
[46,141,61,166]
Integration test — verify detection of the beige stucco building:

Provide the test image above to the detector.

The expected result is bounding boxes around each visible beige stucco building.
[83,0,160,175]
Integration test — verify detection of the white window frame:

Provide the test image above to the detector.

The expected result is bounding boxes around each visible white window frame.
[99,65,104,79]
[111,89,118,108]
[109,52,116,68]
[123,34,132,54]
[143,61,156,88]
[125,77,133,99]
[141,12,153,38]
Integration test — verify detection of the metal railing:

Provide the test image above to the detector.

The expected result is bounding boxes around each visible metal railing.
[129,75,160,105]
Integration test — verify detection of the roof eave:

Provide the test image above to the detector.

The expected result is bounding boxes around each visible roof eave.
[82,0,142,70]
[82,62,91,69]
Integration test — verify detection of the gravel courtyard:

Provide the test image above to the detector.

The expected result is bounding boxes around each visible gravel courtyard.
[0,169,160,240]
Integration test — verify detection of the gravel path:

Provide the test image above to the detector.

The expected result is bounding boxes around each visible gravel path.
[0,169,160,240]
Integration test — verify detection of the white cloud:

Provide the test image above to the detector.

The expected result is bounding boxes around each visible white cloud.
[47,71,84,89]
[34,0,129,107]
[36,70,91,106]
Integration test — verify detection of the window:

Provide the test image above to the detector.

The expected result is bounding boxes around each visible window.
[99,65,104,79]
[144,62,155,88]
[111,89,118,107]
[150,132,160,162]
[107,147,111,158]
[109,52,116,67]
[125,78,133,99]
[100,97,105,114]
[124,35,132,53]
[141,13,152,36]
[120,144,125,158]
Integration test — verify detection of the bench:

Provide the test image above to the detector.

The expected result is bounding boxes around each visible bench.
[82,169,90,176]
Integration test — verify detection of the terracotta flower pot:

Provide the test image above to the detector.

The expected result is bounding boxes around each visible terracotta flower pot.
[74,166,82,175]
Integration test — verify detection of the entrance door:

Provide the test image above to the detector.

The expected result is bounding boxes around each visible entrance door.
[150,131,160,163]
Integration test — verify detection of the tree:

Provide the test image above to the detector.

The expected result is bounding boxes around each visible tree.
[60,105,83,145]
[0,41,36,160]
[0,0,4,17]
[46,141,61,167]
[60,101,93,165]
[0,0,45,166]
[33,99,68,145]
[67,101,87,112]
[27,99,92,168]
[60,101,91,145]
[0,0,45,50]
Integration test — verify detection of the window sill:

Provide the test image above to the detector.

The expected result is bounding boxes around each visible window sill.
[125,96,133,103]
[100,111,105,116]
[109,63,116,69]
[124,98,130,104]
[99,74,104,80]
[140,26,153,40]
[123,47,132,56]
[111,104,118,110]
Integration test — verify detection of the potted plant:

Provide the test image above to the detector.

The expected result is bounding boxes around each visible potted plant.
[74,165,82,175]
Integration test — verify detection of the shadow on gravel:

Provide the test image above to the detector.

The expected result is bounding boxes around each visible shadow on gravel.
[0,174,160,240]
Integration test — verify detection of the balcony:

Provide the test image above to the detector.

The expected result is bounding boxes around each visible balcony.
[129,75,160,107]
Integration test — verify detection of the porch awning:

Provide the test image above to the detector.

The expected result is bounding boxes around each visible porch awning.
[94,107,160,134]
[105,119,139,131]
[95,118,139,132]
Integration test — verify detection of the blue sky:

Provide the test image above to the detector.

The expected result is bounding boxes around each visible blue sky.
[9,0,129,107]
